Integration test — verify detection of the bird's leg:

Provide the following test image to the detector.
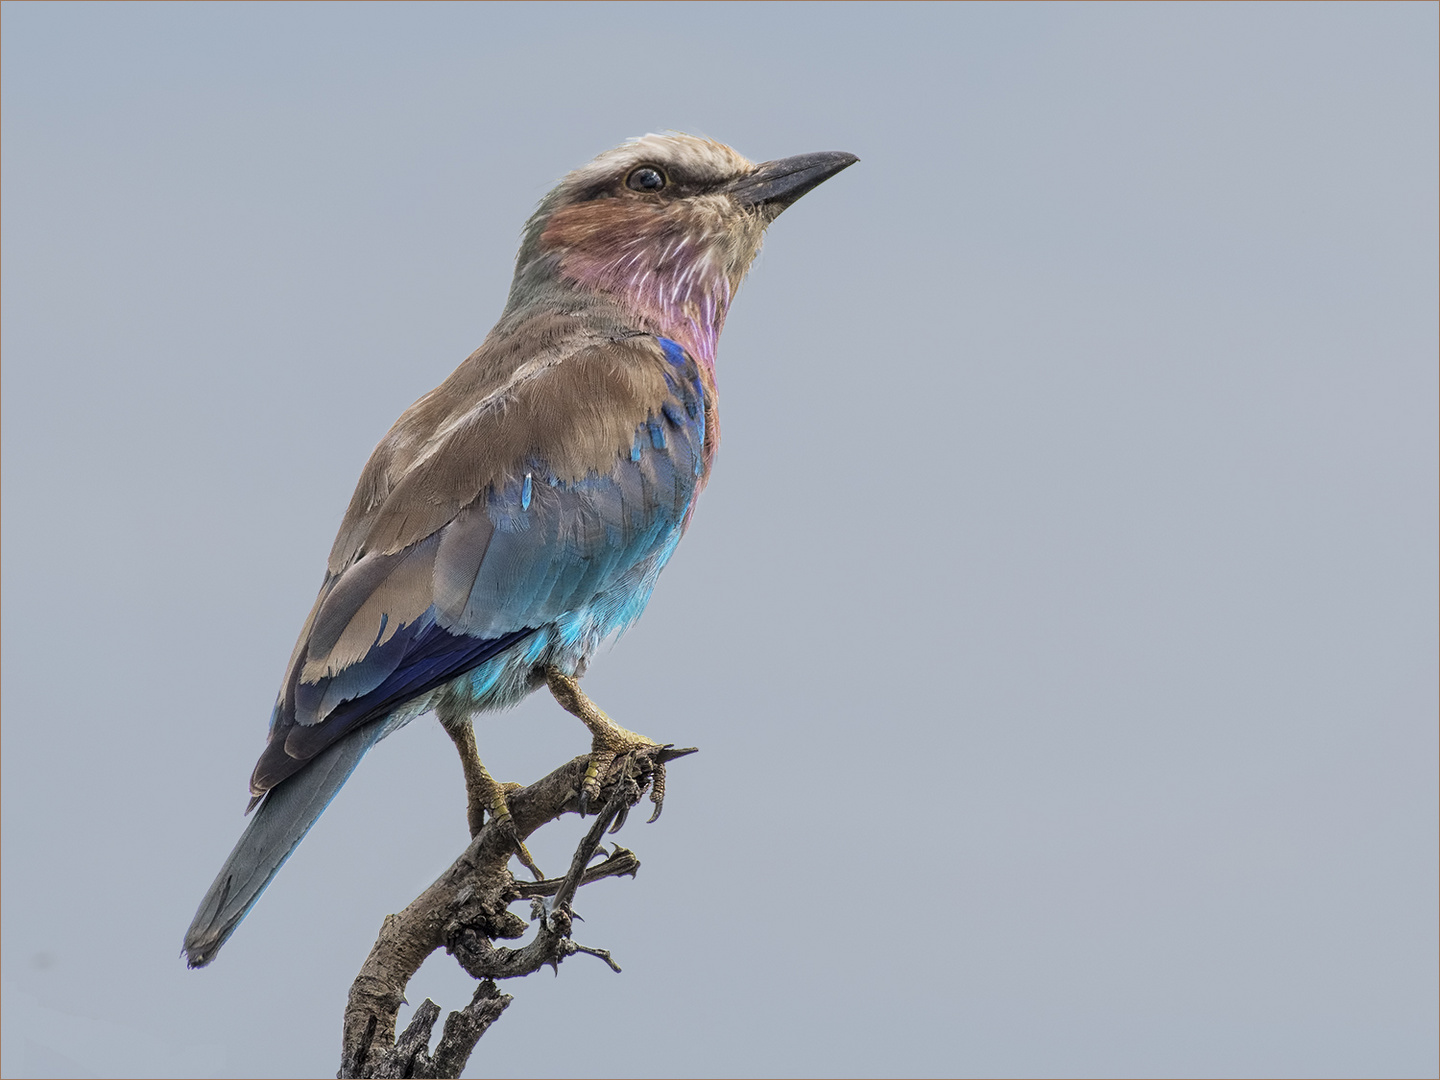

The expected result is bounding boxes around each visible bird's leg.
[438,711,542,880]
[439,715,501,838]
[543,667,669,820]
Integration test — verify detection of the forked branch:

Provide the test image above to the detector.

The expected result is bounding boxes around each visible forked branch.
[339,745,694,1079]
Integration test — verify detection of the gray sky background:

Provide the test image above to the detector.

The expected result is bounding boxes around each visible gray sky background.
[3,3,1436,1077]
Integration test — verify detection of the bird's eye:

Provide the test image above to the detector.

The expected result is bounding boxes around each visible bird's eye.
[626,166,667,192]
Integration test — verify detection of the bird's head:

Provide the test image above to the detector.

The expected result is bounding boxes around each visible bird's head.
[507,133,857,371]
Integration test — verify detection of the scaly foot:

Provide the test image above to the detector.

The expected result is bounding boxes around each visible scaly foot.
[543,667,672,821]
[438,709,543,880]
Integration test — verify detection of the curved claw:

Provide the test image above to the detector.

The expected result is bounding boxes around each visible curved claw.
[544,668,700,829]
[646,760,667,823]
[497,818,544,881]
[647,746,698,822]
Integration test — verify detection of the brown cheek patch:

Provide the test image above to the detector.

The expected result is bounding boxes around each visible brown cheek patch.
[540,200,696,285]
[540,200,661,252]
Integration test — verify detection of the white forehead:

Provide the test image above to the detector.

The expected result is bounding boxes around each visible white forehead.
[564,133,754,189]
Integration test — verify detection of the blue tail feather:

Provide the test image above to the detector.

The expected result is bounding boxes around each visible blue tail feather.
[183,721,384,967]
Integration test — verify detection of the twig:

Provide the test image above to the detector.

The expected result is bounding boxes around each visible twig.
[509,845,640,899]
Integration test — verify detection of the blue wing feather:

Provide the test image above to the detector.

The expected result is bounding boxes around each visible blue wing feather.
[252,335,707,790]
[190,325,717,966]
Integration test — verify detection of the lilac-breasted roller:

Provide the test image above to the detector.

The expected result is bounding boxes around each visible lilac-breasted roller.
[183,134,856,967]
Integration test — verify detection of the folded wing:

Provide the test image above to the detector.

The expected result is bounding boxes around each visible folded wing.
[249,331,710,796]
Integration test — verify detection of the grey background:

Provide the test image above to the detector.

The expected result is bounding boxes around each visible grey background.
[3,2,1436,1077]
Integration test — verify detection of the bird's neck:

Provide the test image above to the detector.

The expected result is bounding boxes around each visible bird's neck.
[625,282,730,378]
[572,253,731,377]
[514,209,744,379]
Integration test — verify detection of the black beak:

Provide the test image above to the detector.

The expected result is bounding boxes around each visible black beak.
[729,151,859,214]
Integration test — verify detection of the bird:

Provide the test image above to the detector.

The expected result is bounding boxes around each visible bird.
[183,133,857,968]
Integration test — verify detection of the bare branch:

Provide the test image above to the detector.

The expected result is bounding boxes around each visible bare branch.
[509,845,640,899]
[339,745,691,1078]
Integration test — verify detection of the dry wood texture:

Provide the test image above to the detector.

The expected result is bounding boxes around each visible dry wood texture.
[339,746,693,1079]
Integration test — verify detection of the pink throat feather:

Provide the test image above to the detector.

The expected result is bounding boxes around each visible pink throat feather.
[569,236,731,374]
[539,204,738,377]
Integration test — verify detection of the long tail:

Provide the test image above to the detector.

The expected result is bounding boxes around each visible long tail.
[183,722,383,967]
